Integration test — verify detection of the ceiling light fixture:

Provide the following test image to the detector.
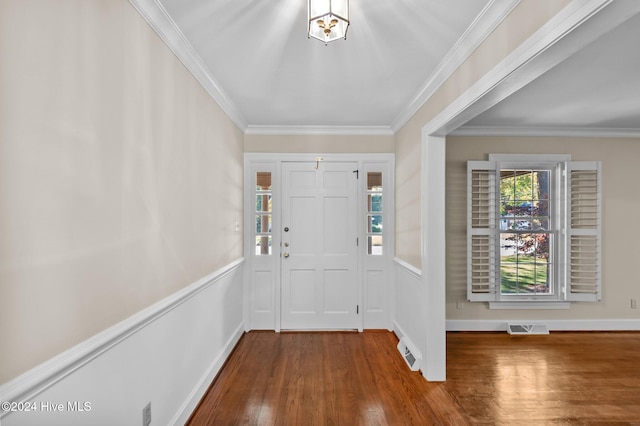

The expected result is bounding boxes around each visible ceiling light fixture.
[308,0,349,45]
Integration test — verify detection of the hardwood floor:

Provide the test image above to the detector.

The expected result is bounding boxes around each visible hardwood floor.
[187,331,640,425]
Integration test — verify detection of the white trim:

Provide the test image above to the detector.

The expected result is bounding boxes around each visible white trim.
[393,257,422,279]
[0,258,245,408]
[451,126,640,138]
[447,319,640,332]
[422,136,447,382]
[245,125,394,136]
[245,153,394,163]
[392,321,411,346]
[391,0,522,132]
[127,0,247,131]
[489,153,571,162]
[489,301,571,310]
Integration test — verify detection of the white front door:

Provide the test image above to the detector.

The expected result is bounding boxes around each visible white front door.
[281,161,359,329]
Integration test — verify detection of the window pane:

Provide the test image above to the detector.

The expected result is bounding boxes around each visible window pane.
[501,169,552,218]
[499,170,516,206]
[531,218,549,231]
[500,233,518,258]
[514,200,533,216]
[368,236,383,255]
[368,215,383,233]
[500,264,518,294]
[533,170,550,201]
[367,172,382,191]
[256,194,272,212]
[256,172,271,190]
[368,194,382,212]
[256,214,272,233]
[501,170,534,215]
[255,236,272,255]
[500,233,551,295]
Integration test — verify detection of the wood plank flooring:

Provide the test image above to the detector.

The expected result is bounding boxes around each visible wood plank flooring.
[187,331,640,425]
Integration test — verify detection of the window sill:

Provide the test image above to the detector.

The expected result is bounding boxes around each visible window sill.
[489,301,571,310]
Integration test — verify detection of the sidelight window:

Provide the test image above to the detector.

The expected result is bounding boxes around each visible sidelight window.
[255,171,272,255]
[367,172,383,255]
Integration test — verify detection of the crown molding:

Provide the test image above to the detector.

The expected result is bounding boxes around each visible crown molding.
[128,0,247,131]
[450,126,640,138]
[390,0,522,133]
[244,125,395,136]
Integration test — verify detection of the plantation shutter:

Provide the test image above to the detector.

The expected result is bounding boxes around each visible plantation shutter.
[566,161,602,302]
[467,161,498,302]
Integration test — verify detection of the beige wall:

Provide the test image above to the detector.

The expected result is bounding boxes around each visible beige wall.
[244,134,394,153]
[0,0,243,383]
[446,136,640,320]
[394,0,571,269]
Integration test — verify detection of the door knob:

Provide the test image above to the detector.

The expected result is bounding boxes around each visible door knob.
[283,252,290,258]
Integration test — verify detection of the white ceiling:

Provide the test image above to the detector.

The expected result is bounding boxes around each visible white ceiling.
[144,0,640,136]
[153,0,494,132]
[458,10,640,136]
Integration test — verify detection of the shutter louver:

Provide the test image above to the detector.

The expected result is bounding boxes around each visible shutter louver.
[470,235,496,294]
[567,163,601,301]
[467,161,497,302]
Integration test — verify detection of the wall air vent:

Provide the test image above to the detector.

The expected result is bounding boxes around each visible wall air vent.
[397,336,421,371]
[507,323,549,335]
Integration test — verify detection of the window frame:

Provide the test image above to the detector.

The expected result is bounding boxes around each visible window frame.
[255,171,273,256]
[496,158,564,302]
[467,154,602,308]
[366,171,384,256]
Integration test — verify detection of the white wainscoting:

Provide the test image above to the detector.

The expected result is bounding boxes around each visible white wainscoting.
[392,258,424,367]
[0,259,245,426]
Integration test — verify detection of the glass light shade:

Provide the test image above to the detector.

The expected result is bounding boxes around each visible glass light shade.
[308,0,349,44]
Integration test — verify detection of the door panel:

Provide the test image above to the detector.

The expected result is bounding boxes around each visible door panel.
[289,269,316,313]
[323,197,350,255]
[323,269,351,313]
[290,197,315,254]
[281,161,358,329]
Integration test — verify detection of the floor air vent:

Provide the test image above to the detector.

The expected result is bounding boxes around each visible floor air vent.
[397,337,421,371]
[507,323,549,335]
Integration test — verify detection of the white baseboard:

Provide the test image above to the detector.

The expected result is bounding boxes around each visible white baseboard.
[1,258,245,426]
[447,319,640,332]
[171,324,243,425]
[392,321,407,343]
